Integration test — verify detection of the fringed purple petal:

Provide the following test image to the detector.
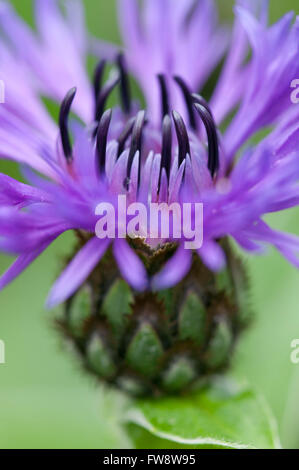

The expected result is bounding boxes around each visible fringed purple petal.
[0,0,92,122]
[0,173,50,207]
[151,244,192,290]
[211,0,250,124]
[89,37,121,62]
[198,240,226,272]
[46,237,110,308]
[150,154,161,203]
[117,0,228,123]
[241,221,299,269]
[158,168,168,203]
[113,239,148,291]
[109,150,129,194]
[0,238,57,290]
[127,151,140,203]
[139,151,154,204]
[169,160,185,203]
[224,6,299,159]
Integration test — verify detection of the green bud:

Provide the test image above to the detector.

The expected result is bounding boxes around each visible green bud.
[116,376,148,397]
[157,288,177,317]
[205,319,233,369]
[126,323,164,378]
[86,333,116,379]
[179,292,206,346]
[216,269,232,294]
[60,241,250,396]
[162,357,196,393]
[101,279,133,336]
[223,245,251,328]
[68,287,91,338]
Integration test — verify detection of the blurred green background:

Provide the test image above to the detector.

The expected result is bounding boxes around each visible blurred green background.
[0,0,298,449]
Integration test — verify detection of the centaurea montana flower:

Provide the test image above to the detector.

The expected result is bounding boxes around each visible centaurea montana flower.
[0,0,298,395]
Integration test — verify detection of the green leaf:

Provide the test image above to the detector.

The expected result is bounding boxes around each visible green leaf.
[124,378,281,449]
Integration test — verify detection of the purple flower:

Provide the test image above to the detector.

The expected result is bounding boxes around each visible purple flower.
[0,0,298,310]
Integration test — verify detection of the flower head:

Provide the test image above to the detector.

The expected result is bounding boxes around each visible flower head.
[0,0,298,310]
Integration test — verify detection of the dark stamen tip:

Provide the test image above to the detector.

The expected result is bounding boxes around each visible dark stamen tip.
[93,59,106,105]
[173,76,197,130]
[126,110,145,187]
[172,110,190,166]
[157,74,170,121]
[192,93,213,118]
[163,114,172,130]
[117,116,136,158]
[116,52,131,114]
[129,110,146,157]
[96,109,112,175]
[95,73,120,121]
[59,87,77,163]
[161,115,172,182]
[123,176,131,190]
[193,102,219,178]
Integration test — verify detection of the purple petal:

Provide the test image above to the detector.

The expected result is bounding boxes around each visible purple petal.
[110,150,129,194]
[150,154,161,203]
[0,238,56,290]
[139,151,154,204]
[224,7,298,159]
[211,0,249,124]
[46,237,110,308]
[198,240,226,272]
[169,160,185,203]
[90,37,121,62]
[158,168,168,203]
[0,0,92,123]
[0,173,50,207]
[242,221,299,269]
[151,244,192,290]
[113,239,148,291]
[127,151,140,203]
[117,0,228,124]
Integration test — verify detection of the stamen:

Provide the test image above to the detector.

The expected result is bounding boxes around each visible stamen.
[117,116,135,158]
[192,93,213,118]
[193,101,219,177]
[157,74,170,120]
[116,53,132,114]
[96,109,112,175]
[59,87,77,163]
[95,73,120,121]
[93,59,106,106]
[126,110,145,188]
[172,110,190,166]
[173,76,196,130]
[161,115,172,181]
